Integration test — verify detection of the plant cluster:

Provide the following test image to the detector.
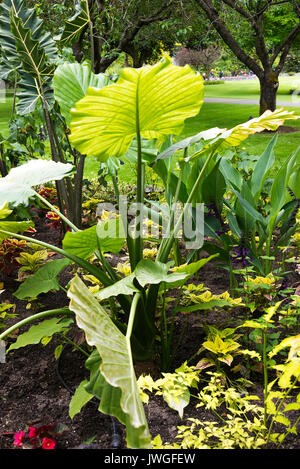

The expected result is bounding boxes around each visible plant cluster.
[0,1,299,449]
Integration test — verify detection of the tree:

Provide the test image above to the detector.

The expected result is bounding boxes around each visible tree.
[174,45,222,78]
[192,0,300,114]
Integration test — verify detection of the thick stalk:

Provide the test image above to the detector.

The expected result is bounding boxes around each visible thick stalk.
[132,77,144,268]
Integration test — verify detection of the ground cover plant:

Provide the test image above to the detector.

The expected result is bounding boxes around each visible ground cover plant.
[0,0,300,452]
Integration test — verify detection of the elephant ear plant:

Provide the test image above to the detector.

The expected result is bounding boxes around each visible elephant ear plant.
[0,58,298,449]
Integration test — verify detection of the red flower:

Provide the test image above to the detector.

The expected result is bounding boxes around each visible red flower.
[28,426,38,440]
[13,430,25,447]
[42,437,56,449]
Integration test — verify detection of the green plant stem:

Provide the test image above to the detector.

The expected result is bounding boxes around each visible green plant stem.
[34,190,79,233]
[158,149,215,264]
[0,307,72,342]
[57,333,90,358]
[262,327,269,430]
[134,92,144,268]
[266,376,299,445]
[126,292,142,341]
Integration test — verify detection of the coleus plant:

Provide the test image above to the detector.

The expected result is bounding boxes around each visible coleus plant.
[0,57,298,449]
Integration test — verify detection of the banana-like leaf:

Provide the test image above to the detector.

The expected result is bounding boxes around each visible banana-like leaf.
[67,275,152,449]
[0,159,73,206]
[59,0,90,46]
[69,56,204,161]
[186,109,299,162]
[53,62,111,124]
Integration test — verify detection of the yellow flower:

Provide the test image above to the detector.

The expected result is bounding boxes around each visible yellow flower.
[116,262,131,276]
[143,248,158,258]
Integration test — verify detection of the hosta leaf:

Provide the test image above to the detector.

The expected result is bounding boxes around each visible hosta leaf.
[53,62,110,124]
[69,56,204,161]
[0,159,73,206]
[67,275,152,449]
[7,316,73,351]
[14,258,70,299]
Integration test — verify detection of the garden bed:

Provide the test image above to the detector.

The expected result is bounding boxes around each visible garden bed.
[0,212,299,451]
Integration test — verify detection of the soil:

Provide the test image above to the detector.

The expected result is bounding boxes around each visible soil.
[0,210,300,452]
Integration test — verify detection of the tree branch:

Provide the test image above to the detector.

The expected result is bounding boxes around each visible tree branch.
[194,0,263,77]
[271,20,300,66]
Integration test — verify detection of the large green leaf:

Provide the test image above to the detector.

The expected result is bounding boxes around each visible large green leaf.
[59,0,90,46]
[7,316,73,351]
[0,0,56,77]
[53,62,110,124]
[14,258,70,299]
[17,72,54,115]
[67,275,152,449]
[69,56,204,161]
[62,218,125,259]
[0,159,73,206]
[10,11,55,78]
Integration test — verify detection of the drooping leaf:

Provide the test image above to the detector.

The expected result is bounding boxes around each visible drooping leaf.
[7,316,73,351]
[0,159,73,206]
[53,62,111,124]
[14,258,70,299]
[69,56,204,161]
[67,275,152,449]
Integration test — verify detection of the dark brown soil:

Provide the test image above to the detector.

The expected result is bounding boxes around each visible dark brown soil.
[0,212,299,451]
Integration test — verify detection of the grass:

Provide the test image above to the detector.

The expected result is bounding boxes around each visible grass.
[204,75,300,103]
[0,94,13,136]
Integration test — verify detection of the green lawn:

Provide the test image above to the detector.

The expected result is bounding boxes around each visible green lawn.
[204,75,300,103]
[0,94,13,136]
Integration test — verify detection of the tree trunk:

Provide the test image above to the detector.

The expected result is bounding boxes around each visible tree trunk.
[259,73,279,115]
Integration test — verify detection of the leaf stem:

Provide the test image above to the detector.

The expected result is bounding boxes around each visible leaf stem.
[0,308,72,342]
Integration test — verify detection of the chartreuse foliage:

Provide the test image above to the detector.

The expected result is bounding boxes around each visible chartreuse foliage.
[0,56,299,449]
[69,56,204,161]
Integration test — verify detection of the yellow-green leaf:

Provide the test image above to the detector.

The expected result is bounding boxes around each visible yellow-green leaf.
[69,56,204,161]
